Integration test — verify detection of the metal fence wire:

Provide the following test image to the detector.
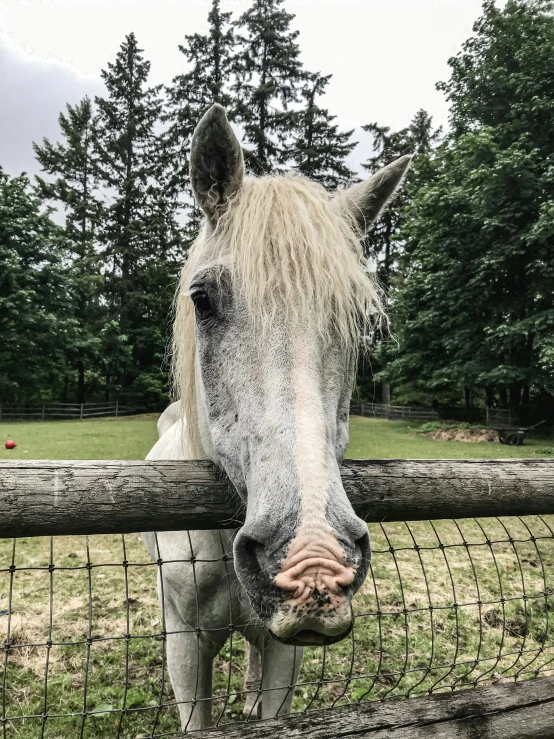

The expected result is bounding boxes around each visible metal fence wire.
[1,515,553,738]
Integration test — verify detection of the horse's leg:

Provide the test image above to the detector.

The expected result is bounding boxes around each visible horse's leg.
[242,640,263,719]
[260,640,303,719]
[164,589,226,731]
[146,530,234,733]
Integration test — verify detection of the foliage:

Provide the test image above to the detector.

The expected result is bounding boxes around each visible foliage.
[362,111,441,286]
[232,0,304,174]
[6,0,554,421]
[93,33,181,402]
[357,110,441,403]
[291,72,356,188]
[7,2,360,407]
[389,0,554,415]
[165,0,236,245]
[0,170,79,402]
[33,97,104,403]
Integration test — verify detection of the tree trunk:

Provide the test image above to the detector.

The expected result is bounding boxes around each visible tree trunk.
[485,386,497,408]
[510,382,522,407]
[464,386,472,417]
[77,361,85,405]
[381,358,391,404]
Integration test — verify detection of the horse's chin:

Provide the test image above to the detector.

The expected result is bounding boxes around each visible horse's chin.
[268,621,353,647]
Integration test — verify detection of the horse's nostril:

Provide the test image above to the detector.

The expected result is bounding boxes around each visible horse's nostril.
[237,533,264,559]
[233,532,266,581]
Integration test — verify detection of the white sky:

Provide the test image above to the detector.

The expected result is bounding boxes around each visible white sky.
[0,0,505,178]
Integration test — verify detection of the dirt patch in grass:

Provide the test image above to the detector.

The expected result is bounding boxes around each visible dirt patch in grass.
[421,427,498,443]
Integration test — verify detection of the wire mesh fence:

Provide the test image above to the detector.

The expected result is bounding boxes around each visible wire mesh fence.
[1,514,553,738]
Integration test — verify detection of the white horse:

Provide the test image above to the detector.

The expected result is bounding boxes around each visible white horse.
[143,104,410,731]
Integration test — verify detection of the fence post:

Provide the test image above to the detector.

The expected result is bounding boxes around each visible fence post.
[486,406,490,425]
[115,400,119,418]
[80,403,84,420]
[41,403,45,421]
[0,402,2,422]
[361,403,365,417]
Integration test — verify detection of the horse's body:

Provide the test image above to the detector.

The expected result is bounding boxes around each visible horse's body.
[143,104,410,731]
[143,403,300,728]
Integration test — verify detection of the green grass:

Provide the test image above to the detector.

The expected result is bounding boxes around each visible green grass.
[1,415,553,737]
[3,414,552,462]
[347,416,554,459]
[0,414,159,461]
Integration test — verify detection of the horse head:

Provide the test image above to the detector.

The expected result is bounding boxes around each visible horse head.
[174,104,410,647]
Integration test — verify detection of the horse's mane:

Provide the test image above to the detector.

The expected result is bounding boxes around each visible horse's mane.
[172,172,384,457]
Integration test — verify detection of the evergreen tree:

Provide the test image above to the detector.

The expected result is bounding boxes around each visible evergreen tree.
[291,72,356,189]
[233,0,304,174]
[33,97,101,259]
[94,33,176,402]
[362,110,441,287]
[357,111,440,403]
[0,169,79,402]
[392,0,554,416]
[33,97,103,403]
[165,0,236,245]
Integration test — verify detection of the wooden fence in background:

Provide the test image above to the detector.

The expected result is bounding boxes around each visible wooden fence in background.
[351,402,514,426]
[0,401,138,421]
[350,401,439,421]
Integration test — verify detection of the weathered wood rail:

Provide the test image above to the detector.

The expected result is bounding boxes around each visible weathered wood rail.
[195,676,554,738]
[1,458,554,538]
[1,457,554,736]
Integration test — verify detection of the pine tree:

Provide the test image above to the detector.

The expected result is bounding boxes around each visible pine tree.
[94,33,172,399]
[0,169,79,402]
[165,0,236,245]
[233,0,304,174]
[34,97,101,259]
[291,72,356,189]
[362,111,441,287]
[357,111,441,404]
[33,97,103,403]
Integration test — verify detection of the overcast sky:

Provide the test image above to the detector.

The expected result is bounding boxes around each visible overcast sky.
[0,0,504,179]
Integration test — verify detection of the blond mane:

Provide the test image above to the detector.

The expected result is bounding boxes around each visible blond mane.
[172,173,384,457]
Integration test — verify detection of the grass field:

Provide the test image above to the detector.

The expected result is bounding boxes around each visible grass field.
[1,416,553,738]
[2,413,553,461]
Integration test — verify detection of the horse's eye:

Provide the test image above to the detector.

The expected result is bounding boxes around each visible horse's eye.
[191,290,214,320]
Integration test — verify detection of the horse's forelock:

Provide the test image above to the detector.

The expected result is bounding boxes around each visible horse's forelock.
[172,173,385,456]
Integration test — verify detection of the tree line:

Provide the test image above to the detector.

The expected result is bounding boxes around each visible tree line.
[1,0,553,420]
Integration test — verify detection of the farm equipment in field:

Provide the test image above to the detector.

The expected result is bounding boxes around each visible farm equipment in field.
[495,420,545,446]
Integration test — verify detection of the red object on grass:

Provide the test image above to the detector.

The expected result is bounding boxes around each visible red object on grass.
[4,440,16,450]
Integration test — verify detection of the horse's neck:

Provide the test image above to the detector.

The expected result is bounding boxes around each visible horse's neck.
[147,402,201,461]
[157,401,181,437]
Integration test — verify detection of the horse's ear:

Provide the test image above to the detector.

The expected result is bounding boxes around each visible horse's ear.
[338,155,412,232]
[190,104,244,226]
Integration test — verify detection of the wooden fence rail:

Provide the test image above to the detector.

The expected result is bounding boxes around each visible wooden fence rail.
[0,401,139,420]
[195,675,554,738]
[1,457,554,737]
[1,458,554,538]
[350,402,439,421]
